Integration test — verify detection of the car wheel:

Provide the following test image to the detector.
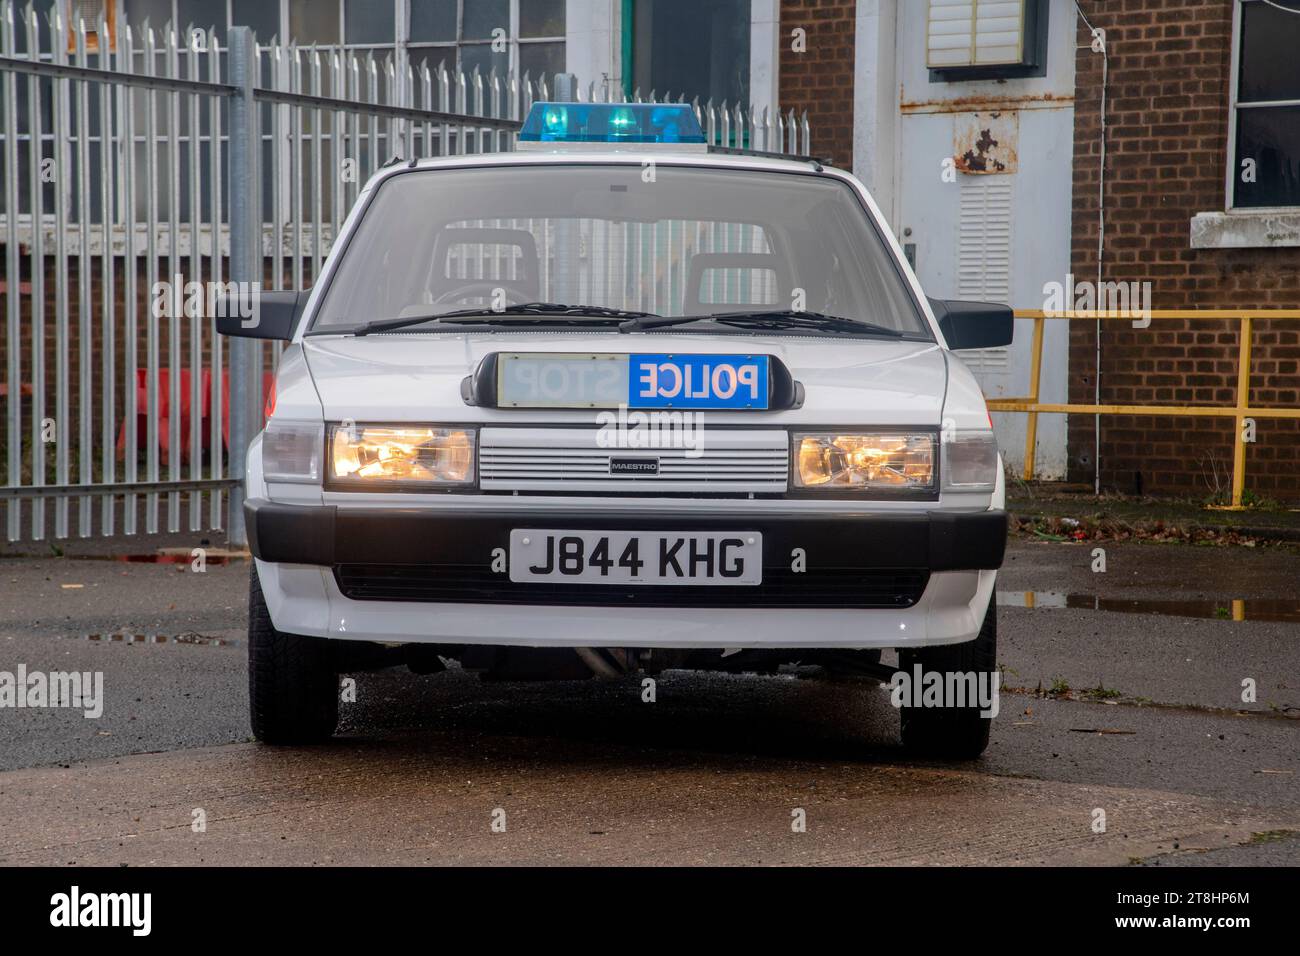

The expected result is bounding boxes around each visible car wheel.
[248,565,339,744]
[897,600,997,759]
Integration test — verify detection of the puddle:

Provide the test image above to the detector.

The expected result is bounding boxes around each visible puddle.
[999,591,1300,623]
[68,552,244,565]
[78,632,237,647]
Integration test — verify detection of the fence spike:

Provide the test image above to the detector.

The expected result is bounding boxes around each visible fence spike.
[98,8,111,56]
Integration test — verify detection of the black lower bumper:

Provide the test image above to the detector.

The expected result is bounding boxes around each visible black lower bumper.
[245,499,1006,609]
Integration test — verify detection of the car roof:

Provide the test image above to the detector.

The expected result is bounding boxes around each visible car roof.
[380,148,836,178]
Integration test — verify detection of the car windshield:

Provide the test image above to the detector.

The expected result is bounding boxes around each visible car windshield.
[311,163,930,337]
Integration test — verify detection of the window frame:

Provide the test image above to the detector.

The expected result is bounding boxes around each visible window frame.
[402,0,566,86]
[1225,0,1300,211]
[110,1,566,91]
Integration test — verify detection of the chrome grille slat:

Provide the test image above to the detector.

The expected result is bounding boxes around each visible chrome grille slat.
[480,427,790,494]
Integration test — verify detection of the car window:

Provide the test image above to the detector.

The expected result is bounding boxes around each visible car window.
[312,164,929,336]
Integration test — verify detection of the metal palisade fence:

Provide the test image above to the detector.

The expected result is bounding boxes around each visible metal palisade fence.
[0,1,814,544]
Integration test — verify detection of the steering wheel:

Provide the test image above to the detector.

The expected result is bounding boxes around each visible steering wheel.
[431,280,537,307]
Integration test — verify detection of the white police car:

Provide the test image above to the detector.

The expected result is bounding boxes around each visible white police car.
[220,103,1013,756]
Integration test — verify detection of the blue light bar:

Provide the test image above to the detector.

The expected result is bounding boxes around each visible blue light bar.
[518,102,706,145]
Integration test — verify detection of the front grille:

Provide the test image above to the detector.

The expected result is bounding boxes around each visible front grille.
[334,564,929,609]
[479,427,789,494]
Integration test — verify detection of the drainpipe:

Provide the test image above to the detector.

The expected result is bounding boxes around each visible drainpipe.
[620,0,635,99]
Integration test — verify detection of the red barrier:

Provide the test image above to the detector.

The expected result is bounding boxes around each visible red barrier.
[116,369,273,465]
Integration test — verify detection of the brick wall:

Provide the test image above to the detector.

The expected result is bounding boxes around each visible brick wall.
[1070,0,1300,502]
[778,0,856,168]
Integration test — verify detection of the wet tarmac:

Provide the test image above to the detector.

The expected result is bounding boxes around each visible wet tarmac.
[0,537,1297,865]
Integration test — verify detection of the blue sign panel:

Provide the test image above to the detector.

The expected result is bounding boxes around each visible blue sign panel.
[628,354,770,409]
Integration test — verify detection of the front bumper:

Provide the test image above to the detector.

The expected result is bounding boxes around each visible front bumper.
[246,499,1004,648]
[246,499,1004,603]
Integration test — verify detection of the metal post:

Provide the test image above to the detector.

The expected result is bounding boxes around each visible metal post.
[3,5,22,542]
[1021,315,1045,481]
[227,26,258,546]
[1230,314,1253,510]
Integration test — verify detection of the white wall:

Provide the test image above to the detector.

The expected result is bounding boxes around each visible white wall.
[565,0,621,97]
[853,0,900,223]
[750,0,780,117]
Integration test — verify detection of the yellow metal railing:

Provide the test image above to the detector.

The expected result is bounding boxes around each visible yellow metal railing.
[987,310,1300,510]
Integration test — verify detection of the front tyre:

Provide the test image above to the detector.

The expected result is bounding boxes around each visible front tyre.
[248,565,339,744]
[898,601,997,759]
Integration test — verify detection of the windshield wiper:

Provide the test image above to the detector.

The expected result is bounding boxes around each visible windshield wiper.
[619,309,905,337]
[353,303,656,336]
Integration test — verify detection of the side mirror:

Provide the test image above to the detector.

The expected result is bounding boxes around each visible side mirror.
[215,289,307,341]
[928,298,1014,350]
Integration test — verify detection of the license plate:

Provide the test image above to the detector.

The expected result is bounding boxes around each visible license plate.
[508,530,762,585]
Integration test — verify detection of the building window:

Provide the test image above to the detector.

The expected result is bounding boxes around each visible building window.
[112,2,565,83]
[632,0,749,104]
[517,0,565,81]
[407,0,566,82]
[925,0,1048,81]
[1231,0,1300,208]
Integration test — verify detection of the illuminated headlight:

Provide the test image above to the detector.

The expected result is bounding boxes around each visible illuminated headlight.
[262,420,322,483]
[942,430,999,492]
[328,425,475,487]
[794,433,936,491]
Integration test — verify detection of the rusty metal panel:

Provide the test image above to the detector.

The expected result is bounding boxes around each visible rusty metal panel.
[954,111,1018,174]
